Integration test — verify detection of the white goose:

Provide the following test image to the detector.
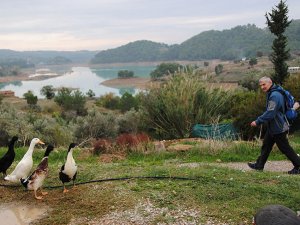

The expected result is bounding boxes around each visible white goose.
[4,138,45,183]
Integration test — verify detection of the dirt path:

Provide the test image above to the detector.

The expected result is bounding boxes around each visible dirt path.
[217,160,294,172]
[180,160,294,173]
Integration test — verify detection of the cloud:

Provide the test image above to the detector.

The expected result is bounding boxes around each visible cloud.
[0,0,299,51]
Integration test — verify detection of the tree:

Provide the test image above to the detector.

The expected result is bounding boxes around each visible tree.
[23,91,38,107]
[150,63,182,80]
[96,93,120,110]
[119,92,137,113]
[54,88,87,116]
[266,0,291,85]
[40,85,55,99]
[215,64,223,75]
[249,57,258,66]
[86,89,95,98]
[118,70,134,78]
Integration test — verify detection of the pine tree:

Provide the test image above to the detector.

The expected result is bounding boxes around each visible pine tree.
[266,0,291,85]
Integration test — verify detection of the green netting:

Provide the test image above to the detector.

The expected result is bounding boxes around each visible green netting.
[191,123,239,140]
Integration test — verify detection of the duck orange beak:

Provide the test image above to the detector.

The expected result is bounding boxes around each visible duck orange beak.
[38,140,45,145]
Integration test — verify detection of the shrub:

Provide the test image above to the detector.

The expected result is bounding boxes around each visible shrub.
[40,85,55,99]
[249,57,258,66]
[116,132,152,153]
[93,138,113,155]
[140,71,232,139]
[86,89,95,98]
[215,64,223,75]
[229,90,265,140]
[54,88,87,116]
[117,109,141,134]
[150,62,182,80]
[238,75,260,91]
[116,133,138,149]
[136,132,150,143]
[0,103,34,145]
[23,91,38,107]
[96,93,120,110]
[73,109,118,142]
[119,92,138,112]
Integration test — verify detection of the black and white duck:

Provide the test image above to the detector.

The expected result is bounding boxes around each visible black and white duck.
[0,136,19,178]
[21,144,54,200]
[5,138,45,183]
[59,143,78,193]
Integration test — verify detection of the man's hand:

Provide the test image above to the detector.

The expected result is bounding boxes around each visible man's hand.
[250,121,257,127]
[293,102,300,110]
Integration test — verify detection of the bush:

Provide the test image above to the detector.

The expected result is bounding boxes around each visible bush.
[96,93,120,110]
[86,89,95,98]
[73,109,118,142]
[119,92,138,112]
[229,90,265,140]
[215,64,223,75]
[23,91,38,107]
[40,85,55,99]
[116,133,138,148]
[141,71,232,139]
[54,88,87,116]
[93,138,113,155]
[150,62,182,80]
[117,109,141,134]
[249,57,258,66]
[238,75,260,91]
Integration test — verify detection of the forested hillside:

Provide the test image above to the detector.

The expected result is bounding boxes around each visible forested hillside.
[0,50,98,64]
[0,20,299,65]
[90,40,170,64]
[91,19,300,63]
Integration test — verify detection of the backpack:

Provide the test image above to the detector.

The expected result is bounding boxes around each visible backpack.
[273,86,298,122]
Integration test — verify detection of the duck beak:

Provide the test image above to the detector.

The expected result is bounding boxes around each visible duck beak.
[38,140,45,145]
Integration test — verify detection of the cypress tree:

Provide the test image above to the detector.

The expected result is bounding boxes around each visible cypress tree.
[266,0,291,85]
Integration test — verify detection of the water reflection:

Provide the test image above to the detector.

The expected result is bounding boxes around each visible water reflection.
[119,87,135,95]
[0,81,22,89]
[0,66,153,98]
[0,204,48,225]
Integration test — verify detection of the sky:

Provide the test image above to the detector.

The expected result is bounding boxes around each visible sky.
[0,0,300,52]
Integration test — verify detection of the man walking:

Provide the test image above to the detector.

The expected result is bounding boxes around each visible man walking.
[248,76,300,174]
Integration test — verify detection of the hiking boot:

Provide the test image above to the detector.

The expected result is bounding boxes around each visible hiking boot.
[248,162,263,171]
[287,167,300,175]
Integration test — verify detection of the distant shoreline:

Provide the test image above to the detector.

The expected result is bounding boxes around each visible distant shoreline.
[101,77,150,89]
[101,77,160,89]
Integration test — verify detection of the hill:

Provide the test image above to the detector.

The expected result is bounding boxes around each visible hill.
[91,40,170,64]
[91,20,300,63]
[0,20,299,65]
[0,49,98,65]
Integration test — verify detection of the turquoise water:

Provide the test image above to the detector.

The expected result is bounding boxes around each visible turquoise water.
[0,65,155,98]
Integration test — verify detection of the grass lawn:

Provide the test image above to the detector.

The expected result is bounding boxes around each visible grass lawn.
[1,138,300,224]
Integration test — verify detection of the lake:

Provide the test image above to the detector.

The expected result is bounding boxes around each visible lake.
[0,65,156,98]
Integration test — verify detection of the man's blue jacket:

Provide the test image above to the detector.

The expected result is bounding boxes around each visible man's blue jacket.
[255,84,289,135]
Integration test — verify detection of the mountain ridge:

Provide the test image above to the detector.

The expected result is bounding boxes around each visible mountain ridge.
[1,19,299,64]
